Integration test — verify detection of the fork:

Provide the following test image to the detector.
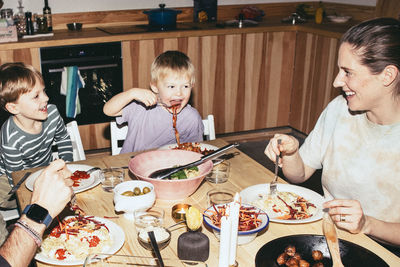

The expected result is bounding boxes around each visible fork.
[269,139,281,197]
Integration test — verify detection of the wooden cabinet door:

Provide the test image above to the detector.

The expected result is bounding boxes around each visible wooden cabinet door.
[289,32,341,134]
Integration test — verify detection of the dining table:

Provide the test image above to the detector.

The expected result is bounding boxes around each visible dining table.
[12,139,400,266]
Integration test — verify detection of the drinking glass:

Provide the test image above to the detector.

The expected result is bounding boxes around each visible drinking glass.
[100,168,125,192]
[83,254,208,266]
[206,161,230,183]
[207,188,235,206]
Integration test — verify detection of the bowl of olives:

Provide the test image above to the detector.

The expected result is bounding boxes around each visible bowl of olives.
[113,180,156,220]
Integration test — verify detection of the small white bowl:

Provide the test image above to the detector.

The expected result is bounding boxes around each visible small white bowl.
[113,181,156,220]
[203,203,269,245]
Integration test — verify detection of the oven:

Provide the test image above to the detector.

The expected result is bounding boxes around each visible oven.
[40,42,122,125]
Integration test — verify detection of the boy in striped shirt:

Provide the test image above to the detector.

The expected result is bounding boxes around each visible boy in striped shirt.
[0,63,73,244]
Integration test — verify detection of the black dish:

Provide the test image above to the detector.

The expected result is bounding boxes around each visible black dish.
[255,234,389,267]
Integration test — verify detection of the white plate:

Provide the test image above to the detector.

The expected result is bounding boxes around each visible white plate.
[158,142,219,152]
[240,183,324,224]
[25,164,101,193]
[35,216,125,266]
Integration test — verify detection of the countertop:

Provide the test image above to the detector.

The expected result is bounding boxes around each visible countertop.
[0,17,357,50]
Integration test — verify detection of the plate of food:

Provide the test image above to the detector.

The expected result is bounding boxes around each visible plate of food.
[255,234,389,267]
[36,216,125,266]
[240,183,324,224]
[158,142,218,155]
[25,164,101,193]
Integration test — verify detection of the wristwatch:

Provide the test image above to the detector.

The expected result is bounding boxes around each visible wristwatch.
[22,204,52,228]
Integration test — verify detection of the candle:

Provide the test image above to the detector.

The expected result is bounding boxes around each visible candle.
[218,216,231,267]
[229,193,240,265]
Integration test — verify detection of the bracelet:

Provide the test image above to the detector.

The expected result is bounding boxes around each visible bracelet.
[14,220,42,247]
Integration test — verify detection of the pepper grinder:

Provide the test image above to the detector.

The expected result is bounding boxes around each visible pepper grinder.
[25,12,34,35]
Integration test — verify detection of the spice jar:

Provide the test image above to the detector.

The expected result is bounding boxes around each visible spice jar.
[0,8,14,25]
[36,15,47,33]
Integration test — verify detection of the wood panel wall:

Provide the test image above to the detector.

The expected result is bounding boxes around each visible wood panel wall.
[122,32,295,136]
[289,32,340,133]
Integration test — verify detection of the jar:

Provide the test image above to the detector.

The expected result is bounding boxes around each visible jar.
[0,8,14,26]
[36,16,47,33]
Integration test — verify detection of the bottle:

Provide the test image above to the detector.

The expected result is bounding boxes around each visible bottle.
[14,0,26,36]
[315,1,324,24]
[43,0,52,31]
[25,12,34,35]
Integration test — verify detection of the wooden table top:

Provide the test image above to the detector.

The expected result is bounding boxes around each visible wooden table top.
[13,139,400,266]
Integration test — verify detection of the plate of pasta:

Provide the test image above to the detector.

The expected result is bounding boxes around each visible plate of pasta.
[240,184,324,224]
[25,164,101,193]
[35,216,125,265]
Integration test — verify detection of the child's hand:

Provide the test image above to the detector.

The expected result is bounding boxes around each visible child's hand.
[131,88,157,107]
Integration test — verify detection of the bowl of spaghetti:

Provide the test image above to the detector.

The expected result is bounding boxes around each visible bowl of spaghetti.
[129,150,213,200]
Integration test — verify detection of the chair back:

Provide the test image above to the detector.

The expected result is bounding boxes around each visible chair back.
[110,121,128,155]
[203,114,216,140]
[66,121,86,161]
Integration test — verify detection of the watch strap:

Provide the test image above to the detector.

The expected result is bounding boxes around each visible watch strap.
[22,204,52,228]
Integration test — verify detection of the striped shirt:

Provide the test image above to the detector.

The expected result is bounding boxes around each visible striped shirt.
[0,104,73,184]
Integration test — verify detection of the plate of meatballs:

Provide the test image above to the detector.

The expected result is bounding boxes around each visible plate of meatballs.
[255,235,389,267]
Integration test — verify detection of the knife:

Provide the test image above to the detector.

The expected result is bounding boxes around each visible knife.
[8,172,32,195]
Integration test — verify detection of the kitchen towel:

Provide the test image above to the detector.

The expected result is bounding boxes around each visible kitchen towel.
[60,66,85,118]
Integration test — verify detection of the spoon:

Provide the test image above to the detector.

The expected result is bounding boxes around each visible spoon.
[149,143,239,180]
[148,231,164,267]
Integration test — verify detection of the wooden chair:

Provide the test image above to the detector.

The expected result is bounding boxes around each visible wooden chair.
[110,114,216,155]
[52,121,86,161]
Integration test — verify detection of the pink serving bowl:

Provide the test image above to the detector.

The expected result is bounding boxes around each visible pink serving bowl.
[129,149,213,200]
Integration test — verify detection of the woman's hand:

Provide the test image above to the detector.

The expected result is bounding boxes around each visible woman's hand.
[264,134,299,166]
[323,199,367,234]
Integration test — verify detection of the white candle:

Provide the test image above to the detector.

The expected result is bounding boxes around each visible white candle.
[219,216,231,267]
[229,193,240,265]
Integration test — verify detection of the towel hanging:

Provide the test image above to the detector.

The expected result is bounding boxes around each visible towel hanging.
[60,66,85,118]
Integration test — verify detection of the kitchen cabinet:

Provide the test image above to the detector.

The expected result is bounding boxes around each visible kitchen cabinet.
[290,32,341,133]
[0,47,40,69]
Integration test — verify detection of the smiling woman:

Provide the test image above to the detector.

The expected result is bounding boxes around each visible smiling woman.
[264,17,400,251]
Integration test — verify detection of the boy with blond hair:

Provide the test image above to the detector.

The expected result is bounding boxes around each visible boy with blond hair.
[104,50,204,153]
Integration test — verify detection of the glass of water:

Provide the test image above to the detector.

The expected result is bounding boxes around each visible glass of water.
[100,168,125,192]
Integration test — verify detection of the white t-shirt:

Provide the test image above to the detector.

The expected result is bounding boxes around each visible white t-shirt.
[299,96,400,222]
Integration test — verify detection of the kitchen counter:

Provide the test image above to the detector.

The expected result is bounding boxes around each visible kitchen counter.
[0,17,356,51]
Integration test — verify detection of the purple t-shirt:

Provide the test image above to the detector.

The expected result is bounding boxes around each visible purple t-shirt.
[116,101,204,153]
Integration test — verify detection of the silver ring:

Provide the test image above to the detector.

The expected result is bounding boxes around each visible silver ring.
[340,214,346,222]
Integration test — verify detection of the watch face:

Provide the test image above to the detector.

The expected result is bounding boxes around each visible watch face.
[26,203,49,223]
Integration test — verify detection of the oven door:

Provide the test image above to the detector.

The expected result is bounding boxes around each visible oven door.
[41,54,122,125]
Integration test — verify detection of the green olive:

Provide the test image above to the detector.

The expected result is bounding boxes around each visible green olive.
[142,187,151,194]
[121,190,134,196]
[133,187,141,196]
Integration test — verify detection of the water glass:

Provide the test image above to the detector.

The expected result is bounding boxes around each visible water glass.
[134,207,165,232]
[100,168,124,192]
[207,188,235,206]
[206,161,230,183]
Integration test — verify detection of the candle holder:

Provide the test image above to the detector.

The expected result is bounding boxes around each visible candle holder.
[171,203,191,222]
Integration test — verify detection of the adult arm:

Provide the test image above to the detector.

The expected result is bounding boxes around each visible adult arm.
[0,160,73,267]
[103,88,157,117]
[264,134,316,183]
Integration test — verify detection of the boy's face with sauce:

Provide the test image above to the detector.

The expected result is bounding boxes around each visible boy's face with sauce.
[151,71,193,113]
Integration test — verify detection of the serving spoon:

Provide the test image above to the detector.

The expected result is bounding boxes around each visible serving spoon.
[148,143,239,180]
